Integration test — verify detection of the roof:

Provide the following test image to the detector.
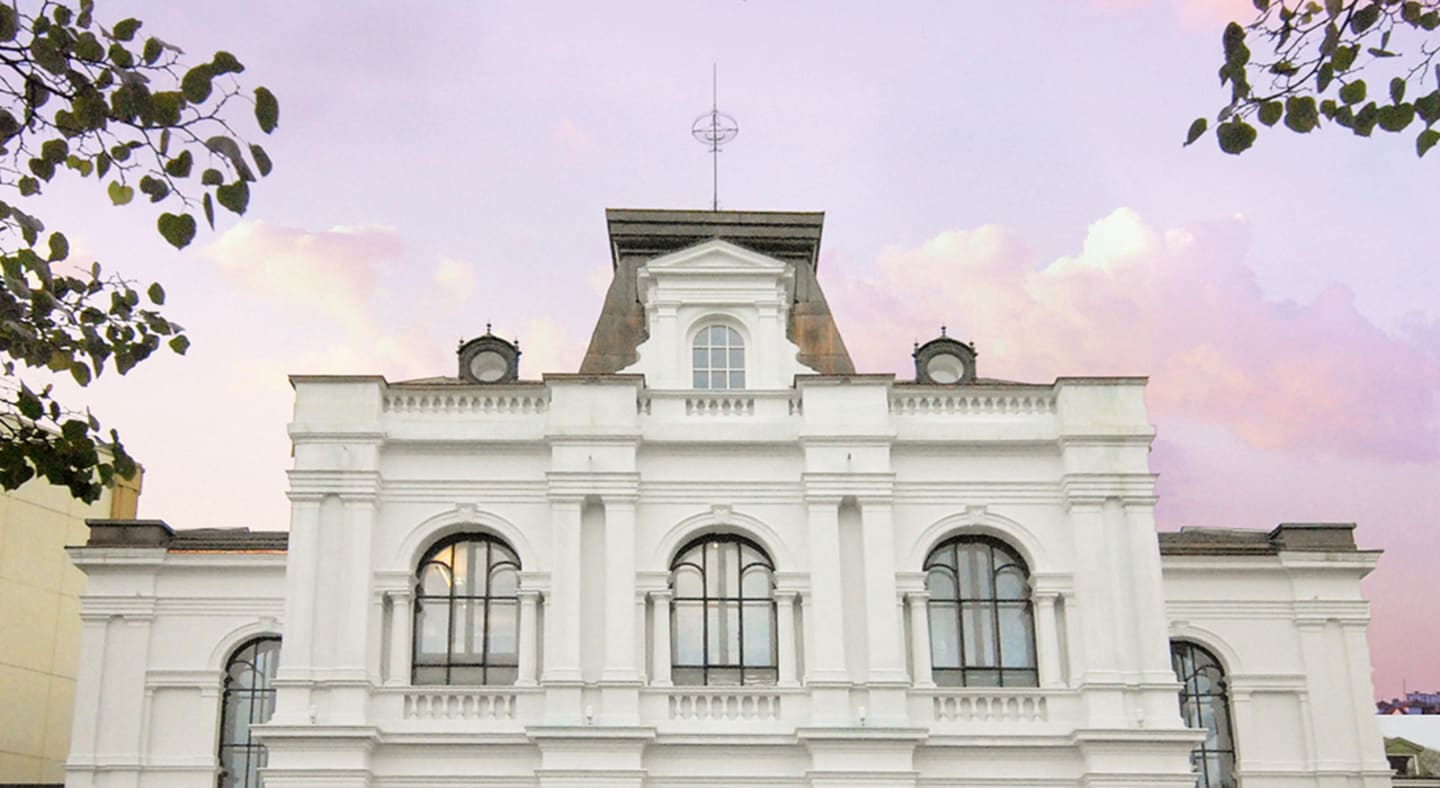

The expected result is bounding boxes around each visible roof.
[1159,523,1360,556]
[83,519,288,552]
[581,209,855,376]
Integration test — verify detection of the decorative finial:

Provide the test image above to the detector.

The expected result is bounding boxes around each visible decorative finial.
[485,321,492,335]
[691,63,739,211]
[940,324,947,337]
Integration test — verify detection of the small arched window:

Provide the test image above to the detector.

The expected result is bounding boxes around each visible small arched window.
[413,534,521,685]
[670,534,776,685]
[924,535,1037,687]
[217,636,280,788]
[692,324,745,390]
[1172,640,1237,788]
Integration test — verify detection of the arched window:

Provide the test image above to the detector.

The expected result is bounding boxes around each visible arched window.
[692,325,744,390]
[670,534,776,685]
[924,535,1037,687]
[413,534,521,685]
[217,636,280,788]
[1172,640,1237,788]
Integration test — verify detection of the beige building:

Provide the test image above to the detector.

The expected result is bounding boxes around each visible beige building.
[0,469,139,784]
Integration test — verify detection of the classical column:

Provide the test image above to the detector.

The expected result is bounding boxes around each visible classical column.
[649,589,672,686]
[774,590,799,687]
[543,498,583,683]
[804,498,847,683]
[635,591,649,683]
[858,498,907,683]
[602,498,639,681]
[385,587,413,686]
[517,590,541,686]
[905,591,935,688]
[1033,592,1063,688]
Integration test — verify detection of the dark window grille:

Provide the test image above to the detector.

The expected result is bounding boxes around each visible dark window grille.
[217,636,280,788]
[670,534,776,686]
[924,535,1038,688]
[1171,640,1238,788]
[413,534,521,685]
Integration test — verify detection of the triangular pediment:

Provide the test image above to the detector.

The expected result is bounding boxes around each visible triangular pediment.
[643,238,787,273]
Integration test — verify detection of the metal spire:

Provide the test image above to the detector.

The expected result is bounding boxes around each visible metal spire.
[691,64,739,211]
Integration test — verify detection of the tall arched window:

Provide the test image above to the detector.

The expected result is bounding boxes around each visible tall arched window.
[413,534,521,685]
[1172,640,1238,788]
[217,636,280,788]
[670,534,776,685]
[924,535,1037,687]
[692,325,744,390]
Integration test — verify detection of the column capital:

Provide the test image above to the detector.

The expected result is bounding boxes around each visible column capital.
[903,589,931,603]
[517,589,543,602]
[648,589,673,602]
[773,588,799,601]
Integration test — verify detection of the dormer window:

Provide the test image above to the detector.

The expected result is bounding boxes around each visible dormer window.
[693,325,745,389]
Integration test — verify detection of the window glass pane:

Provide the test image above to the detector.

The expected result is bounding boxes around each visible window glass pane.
[711,348,728,368]
[928,602,961,668]
[693,347,708,368]
[449,666,486,685]
[995,567,1029,599]
[729,371,744,389]
[961,602,997,667]
[725,327,741,345]
[729,348,744,368]
[708,601,741,665]
[673,566,703,597]
[674,601,704,664]
[966,669,1002,687]
[694,371,708,388]
[486,666,518,686]
[417,599,450,657]
[711,325,728,344]
[742,602,774,666]
[956,544,989,598]
[934,670,965,688]
[927,544,957,570]
[224,693,253,745]
[927,568,958,599]
[741,566,771,597]
[672,667,704,686]
[419,563,451,597]
[743,667,779,687]
[706,667,741,686]
[705,542,731,597]
[489,566,518,597]
[452,543,473,595]
[412,665,447,685]
[454,599,485,655]
[227,660,257,689]
[998,603,1035,668]
[487,600,518,661]
[1001,668,1038,688]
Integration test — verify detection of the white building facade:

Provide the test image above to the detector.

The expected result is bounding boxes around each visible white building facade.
[65,211,1391,788]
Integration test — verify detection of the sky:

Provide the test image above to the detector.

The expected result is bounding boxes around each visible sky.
[27,0,1437,699]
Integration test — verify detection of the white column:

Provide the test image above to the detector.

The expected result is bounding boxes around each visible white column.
[1123,501,1173,679]
[1034,592,1063,688]
[385,588,412,686]
[649,590,672,686]
[602,498,638,681]
[635,592,649,683]
[906,591,935,688]
[805,498,847,683]
[543,498,583,683]
[774,590,798,687]
[859,498,906,682]
[517,590,541,686]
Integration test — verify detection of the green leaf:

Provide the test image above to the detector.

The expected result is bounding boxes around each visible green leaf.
[108,43,134,69]
[73,32,104,62]
[107,181,134,206]
[156,213,197,249]
[164,150,193,178]
[1340,80,1367,105]
[142,37,163,65]
[1376,103,1415,132]
[48,232,68,261]
[95,152,111,178]
[211,51,244,74]
[18,176,39,196]
[112,18,142,41]
[1418,129,1440,157]
[201,168,224,186]
[204,137,254,180]
[1284,95,1319,132]
[40,139,68,163]
[169,335,190,355]
[69,363,91,386]
[16,387,42,420]
[181,64,213,103]
[1403,1,1423,23]
[254,87,279,133]
[1354,102,1379,135]
[1317,63,1335,92]
[1217,120,1258,154]
[1415,91,1440,125]
[202,192,215,229]
[138,175,169,203]
[216,180,250,215]
[1259,100,1284,126]
[1184,117,1208,146]
[249,144,273,177]
[1222,22,1248,65]
[1351,2,1381,33]
[147,282,165,305]
[1325,0,1344,16]
[1390,77,1406,104]
[0,6,16,41]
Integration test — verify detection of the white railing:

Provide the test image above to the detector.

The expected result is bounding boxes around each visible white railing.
[685,396,756,416]
[931,691,1049,722]
[890,391,1055,417]
[668,690,783,721]
[402,688,517,720]
[383,390,548,416]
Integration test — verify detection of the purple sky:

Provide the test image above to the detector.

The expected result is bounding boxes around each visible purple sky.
[34,0,1438,698]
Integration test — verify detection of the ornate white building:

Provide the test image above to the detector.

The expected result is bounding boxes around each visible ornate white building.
[65,210,1391,788]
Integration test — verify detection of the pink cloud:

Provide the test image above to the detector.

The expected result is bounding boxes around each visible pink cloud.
[205,221,403,329]
[826,208,1440,462]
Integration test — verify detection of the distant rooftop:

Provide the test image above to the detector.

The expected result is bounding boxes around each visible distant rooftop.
[1159,523,1361,556]
[83,520,287,551]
